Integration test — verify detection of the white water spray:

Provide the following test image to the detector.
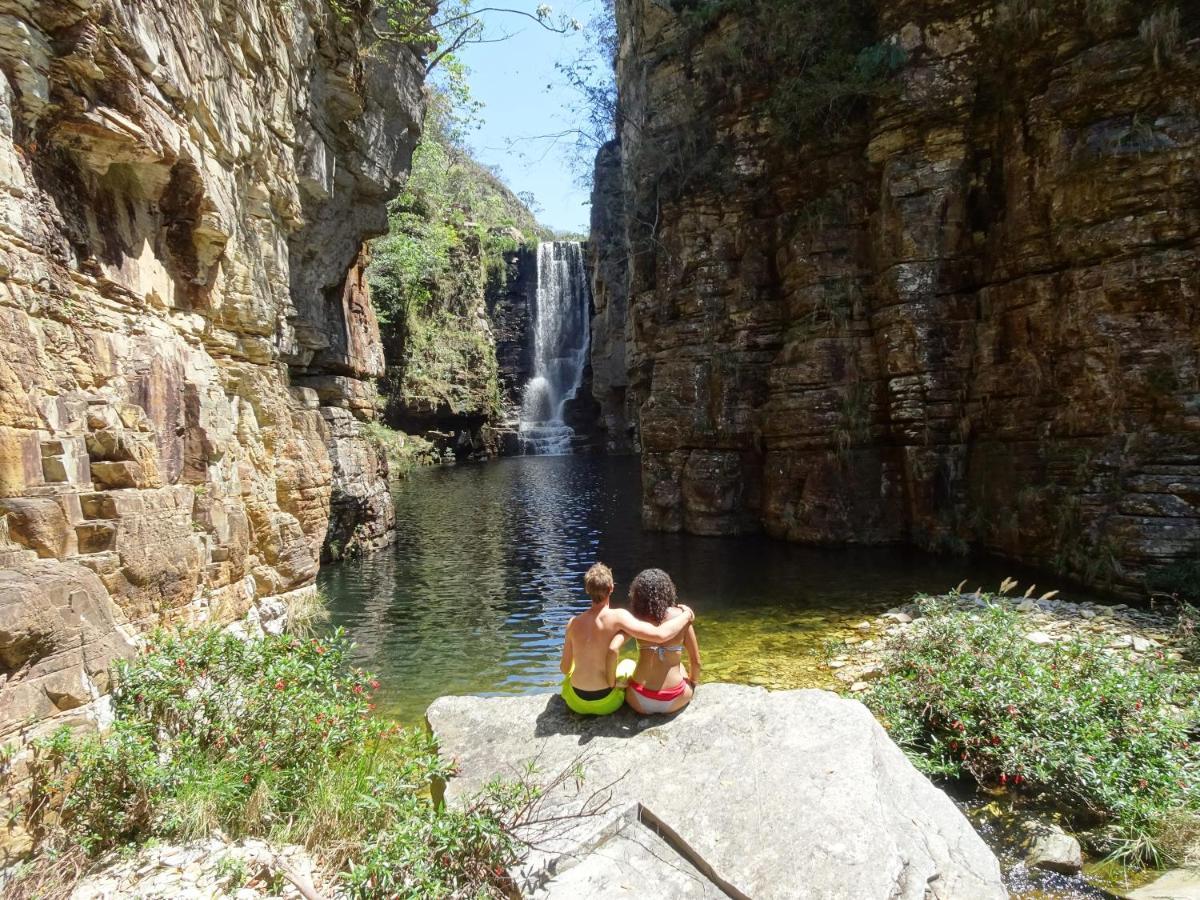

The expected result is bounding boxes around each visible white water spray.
[518,241,590,455]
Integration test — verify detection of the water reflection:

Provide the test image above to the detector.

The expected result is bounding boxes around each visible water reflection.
[319,456,1096,723]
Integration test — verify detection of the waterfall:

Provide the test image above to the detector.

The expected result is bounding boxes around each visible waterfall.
[519,241,590,455]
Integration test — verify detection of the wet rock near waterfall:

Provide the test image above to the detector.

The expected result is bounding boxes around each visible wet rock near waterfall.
[428,684,1006,899]
[516,242,597,455]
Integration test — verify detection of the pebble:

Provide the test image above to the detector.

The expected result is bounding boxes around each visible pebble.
[855,621,872,631]
[850,681,869,693]
[1026,631,1054,645]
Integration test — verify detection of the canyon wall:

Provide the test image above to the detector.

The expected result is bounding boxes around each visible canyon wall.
[593,0,1200,595]
[0,0,422,855]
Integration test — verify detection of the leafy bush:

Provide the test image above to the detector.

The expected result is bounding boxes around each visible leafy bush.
[865,599,1200,864]
[24,630,519,897]
[361,420,437,478]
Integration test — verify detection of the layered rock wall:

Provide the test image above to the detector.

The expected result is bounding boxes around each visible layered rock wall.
[0,0,421,854]
[588,139,638,453]
[595,0,1200,595]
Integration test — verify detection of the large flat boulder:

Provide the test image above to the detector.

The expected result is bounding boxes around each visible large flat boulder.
[427,684,1005,900]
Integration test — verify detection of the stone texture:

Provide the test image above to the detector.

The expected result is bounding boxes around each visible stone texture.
[592,0,1200,595]
[428,684,1006,900]
[67,836,324,899]
[0,0,424,859]
[1125,868,1200,900]
[380,227,510,460]
[1024,821,1083,875]
[588,139,638,454]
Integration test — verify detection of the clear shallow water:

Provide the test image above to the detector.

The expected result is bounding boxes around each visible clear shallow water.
[318,455,1097,724]
[318,454,1132,899]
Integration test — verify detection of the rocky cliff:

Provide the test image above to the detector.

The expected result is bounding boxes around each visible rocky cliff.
[0,0,422,855]
[592,0,1200,596]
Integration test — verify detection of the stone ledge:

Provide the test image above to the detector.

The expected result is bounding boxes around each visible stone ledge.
[428,684,1006,900]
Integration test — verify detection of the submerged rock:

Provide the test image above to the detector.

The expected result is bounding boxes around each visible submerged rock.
[1023,821,1083,875]
[428,684,1006,899]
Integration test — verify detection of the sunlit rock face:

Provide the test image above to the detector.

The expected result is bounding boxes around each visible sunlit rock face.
[592,0,1200,594]
[0,0,420,854]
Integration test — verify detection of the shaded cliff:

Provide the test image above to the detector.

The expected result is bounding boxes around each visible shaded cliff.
[0,0,423,856]
[592,0,1200,596]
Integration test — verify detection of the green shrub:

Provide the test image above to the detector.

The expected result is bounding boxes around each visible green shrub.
[24,630,519,897]
[865,599,1200,864]
[361,420,437,478]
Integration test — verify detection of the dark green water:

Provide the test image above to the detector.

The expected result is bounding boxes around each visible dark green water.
[319,455,1094,724]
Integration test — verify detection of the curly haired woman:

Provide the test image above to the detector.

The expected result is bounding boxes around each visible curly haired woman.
[625,568,702,715]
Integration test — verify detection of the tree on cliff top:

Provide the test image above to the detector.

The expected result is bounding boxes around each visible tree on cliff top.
[330,0,582,73]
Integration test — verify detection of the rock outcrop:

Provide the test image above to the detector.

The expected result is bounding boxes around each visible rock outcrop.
[428,684,1006,899]
[0,0,422,857]
[588,139,637,454]
[592,0,1200,595]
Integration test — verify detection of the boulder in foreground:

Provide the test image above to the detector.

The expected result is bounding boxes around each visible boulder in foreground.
[428,684,1006,899]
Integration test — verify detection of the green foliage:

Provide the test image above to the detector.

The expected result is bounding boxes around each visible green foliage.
[1147,558,1200,604]
[865,599,1200,865]
[368,88,545,422]
[1147,558,1200,661]
[23,630,518,897]
[361,420,437,477]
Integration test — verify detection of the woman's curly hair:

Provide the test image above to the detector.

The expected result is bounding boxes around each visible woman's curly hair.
[629,568,677,625]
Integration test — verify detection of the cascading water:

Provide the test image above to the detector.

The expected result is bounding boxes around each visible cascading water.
[518,241,590,455]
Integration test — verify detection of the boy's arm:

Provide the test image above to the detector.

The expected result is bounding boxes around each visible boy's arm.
[605,633,627,688]
[684,624,702,686]
[559,616,575,675]
[610,605,693,643]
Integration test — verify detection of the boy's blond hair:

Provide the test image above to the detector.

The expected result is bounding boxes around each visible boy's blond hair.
[584,562,614,602]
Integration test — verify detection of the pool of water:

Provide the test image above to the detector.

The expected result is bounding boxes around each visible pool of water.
[317,454,1130,900]
[318,455,1095,723]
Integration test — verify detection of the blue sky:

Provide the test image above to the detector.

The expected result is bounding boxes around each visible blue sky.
[455,0,607,234]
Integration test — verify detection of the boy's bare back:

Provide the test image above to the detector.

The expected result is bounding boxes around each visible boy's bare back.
[560,562,694,693]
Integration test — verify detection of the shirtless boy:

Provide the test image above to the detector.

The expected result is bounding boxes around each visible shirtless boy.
[559,562,694,715]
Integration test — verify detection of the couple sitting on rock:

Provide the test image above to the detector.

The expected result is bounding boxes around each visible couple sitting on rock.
[559,563,701,716]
